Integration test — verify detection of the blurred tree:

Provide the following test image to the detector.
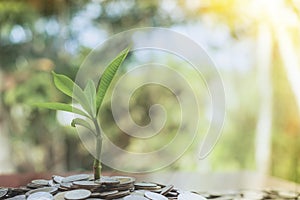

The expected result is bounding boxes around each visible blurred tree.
[192,0,300,179]
[0,0,190,173]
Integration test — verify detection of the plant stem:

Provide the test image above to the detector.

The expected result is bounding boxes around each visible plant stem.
[93,157,101,180]
[93,118,102,180]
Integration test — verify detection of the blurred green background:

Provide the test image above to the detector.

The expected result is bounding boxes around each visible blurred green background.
[0,0,300,183]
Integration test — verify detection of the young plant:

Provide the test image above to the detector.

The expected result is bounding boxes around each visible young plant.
[35,48,130,180]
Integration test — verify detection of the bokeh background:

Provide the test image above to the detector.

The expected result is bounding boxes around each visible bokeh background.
[0,0,300,183]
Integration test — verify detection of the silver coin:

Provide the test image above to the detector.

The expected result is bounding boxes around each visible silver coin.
[94,176,120,185]
[241,190,266,199]
[27,182,43,189]
[178,191,207,200]
[90,190,118,198]
[62,174,90,183]
[131,190,148,196]
[278,190,299,199]
[6,194,26,200]
[8,187,29,197]
[160,185,174,195]
[111,176,135,185]
[73,181,100,188]
[166,191,178,197]
[134,183,160,191]
[31,179,50,186]
[85,199,103,200]
[26,187,58,196]
[134,182,157,188]
[106,190,130,199]
[27,192,53,200]
[105,183,134,192]
[0,188,8,198]
[124,194,148,200]
[52,175,64,184]
[64,189,91,200]
[60,182,73,189]
[144,191,168,200]
[48,180,60,187]
[53,191,68,200]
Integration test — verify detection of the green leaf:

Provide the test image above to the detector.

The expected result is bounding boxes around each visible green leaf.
[52,71,94,118]
[71,118,96,135]
[33,102,91,119]
[73,86,94,118]
[96,47,130,115]
[52,71,76,98]
[84,79,96,118]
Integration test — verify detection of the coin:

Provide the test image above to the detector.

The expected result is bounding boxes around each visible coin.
[100,177,134,192]
[62,174,90,183]
[134,182,157,188]
[27,191,53,200]
[166,191,179,198]
[178,191,207,200]
[90,190,118,198]
[104,184,134,192]
[131,190,148,196]
[52,175,64,184]
[53,191,68,200]
[278,190,299,199]
[6,194,26,200]
[160,185,174,195]
[48,180,60,188]
[241,190,266,199]
[144,191,168,200]
[64,189,91,200]
[112,176,135,185]
[85,199,103,200]
[25,187,58,196]
[124,194,148,200]
[73,181,100,189]
[134,182,161,192]
[95,176,120,185]
[0,188,8,198]
[105,190,130,199]
[60,182,73,190]
[26,183,43,189]
[7,187,29,197]
[31,179,50,186]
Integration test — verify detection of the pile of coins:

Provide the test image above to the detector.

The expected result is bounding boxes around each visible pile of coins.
[197,189,300,199]
[0,174,299,199]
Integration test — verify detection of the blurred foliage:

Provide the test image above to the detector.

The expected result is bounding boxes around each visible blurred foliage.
[271,51,300,182]
[0,0,300,184]
[0,0,190,173]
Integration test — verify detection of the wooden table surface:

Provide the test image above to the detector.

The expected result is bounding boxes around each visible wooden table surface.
[0,171,298,192]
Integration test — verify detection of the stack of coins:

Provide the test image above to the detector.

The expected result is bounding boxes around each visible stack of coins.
[0,174,299,199]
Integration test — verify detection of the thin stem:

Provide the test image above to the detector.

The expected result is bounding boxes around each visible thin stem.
[93,158,101,180]
[93,118,102,180]
[93,118,101,137]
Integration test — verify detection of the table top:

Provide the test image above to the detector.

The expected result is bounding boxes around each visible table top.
[0,171,298,192]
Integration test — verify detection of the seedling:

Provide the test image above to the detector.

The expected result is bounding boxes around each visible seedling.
[35,47,130,180]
